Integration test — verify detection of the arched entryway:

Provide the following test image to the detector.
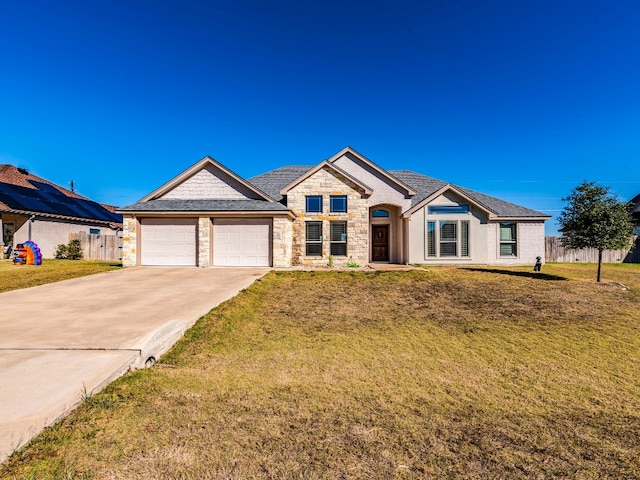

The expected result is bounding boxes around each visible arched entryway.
[369,205,402,263]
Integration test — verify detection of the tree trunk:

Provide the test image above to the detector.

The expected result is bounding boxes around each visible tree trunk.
[597,249,603,283]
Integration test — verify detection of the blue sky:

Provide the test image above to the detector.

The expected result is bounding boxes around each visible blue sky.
[1,1,639,235]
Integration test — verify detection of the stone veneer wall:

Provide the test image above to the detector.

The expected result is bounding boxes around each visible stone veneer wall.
[272,216,293,267]
[122,215,137,267]
[198,217,211,267]
[287,167,369,266]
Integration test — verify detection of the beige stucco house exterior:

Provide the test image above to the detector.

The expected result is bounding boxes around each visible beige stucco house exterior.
[118,147,550,268]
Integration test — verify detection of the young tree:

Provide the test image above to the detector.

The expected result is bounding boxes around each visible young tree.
[558,181,634,282]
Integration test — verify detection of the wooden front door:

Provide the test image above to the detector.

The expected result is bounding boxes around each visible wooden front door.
[372,225,389,261]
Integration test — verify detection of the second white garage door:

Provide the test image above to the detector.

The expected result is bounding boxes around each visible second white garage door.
[141,218,197,266]
[213,218,271,267]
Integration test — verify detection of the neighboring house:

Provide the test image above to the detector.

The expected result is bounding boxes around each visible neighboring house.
[0,165,123,258]
[118,147,551,268]
[631,193,640,235]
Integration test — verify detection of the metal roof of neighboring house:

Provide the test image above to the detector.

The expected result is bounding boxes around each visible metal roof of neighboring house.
[249,166,550,218]
[118,199,291,213]
[0,165,122,224]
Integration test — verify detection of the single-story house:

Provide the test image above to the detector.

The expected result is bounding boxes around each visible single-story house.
[118,147,550,268]
[0,165,123,258]
[630,193,640,235]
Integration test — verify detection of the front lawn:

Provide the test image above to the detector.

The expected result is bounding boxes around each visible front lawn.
[0,259,121,293]
[1,264,639,479]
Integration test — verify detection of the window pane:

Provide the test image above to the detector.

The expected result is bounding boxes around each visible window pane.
[372,209,389,217]
[306,196,322,213]
[428,205,469,214]
[440,221,457,240]
[306,221,322,256]
[306,222,322,242]
[500,223,516,241]
[330,221,347,256]
[461,221,469,257]
[330,221,346,241]
[440,242,457,256]
[427,221,436,257]
[330,195,347,213]
[330,243,347,256]
[500,243,516,256]
[306,243,322,256]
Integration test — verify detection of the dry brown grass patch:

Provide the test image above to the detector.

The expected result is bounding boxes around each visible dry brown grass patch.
[1,264,639,479]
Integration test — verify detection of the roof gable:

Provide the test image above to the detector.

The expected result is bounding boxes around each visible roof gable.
[398,174,551,219]
[402,184,496,218]
[140,156,274,203]
[327,147,416,196]
[279,161,373,196]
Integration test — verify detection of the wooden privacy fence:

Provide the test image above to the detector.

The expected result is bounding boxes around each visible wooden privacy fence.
[69,232,122,262]
[545,236,639,263]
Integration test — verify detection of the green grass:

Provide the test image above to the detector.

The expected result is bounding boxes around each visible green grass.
[0,259,121,293]
[1,264,639,479]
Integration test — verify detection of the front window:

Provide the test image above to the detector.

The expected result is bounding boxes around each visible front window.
[306,196,322,213]
[440,221,457,256]
[428,205,470,214]
[306,221,322,256]
[330,221,347,256]
[372,209,389,217]
[500,222,517,256]
[426,220,470,258]
[330,195,347,213]
[427,221,436,257]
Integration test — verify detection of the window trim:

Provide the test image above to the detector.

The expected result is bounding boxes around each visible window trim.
[305,195,323,213]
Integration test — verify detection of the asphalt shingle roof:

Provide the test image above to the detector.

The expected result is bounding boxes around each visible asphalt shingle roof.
[122,164,549,218]
[248,166,312,202]
[249,166,549,218]
[118,199,290,212]
[390,170,549,217]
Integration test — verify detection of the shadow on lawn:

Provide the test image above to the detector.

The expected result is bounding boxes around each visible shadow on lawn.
[461,268,567,281]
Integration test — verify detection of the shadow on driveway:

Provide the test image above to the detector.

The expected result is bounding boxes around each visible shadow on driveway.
[461,267,567,281]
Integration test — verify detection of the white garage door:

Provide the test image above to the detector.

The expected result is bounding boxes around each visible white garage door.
[213,218,271,266]
[141,218,197,266]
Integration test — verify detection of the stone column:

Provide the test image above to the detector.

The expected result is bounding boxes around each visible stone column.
[198,217,211,267]
[121,216,138,267]
[273,216,293,267]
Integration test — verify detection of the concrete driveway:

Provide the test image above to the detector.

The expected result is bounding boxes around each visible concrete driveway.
[0,266,269,463]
